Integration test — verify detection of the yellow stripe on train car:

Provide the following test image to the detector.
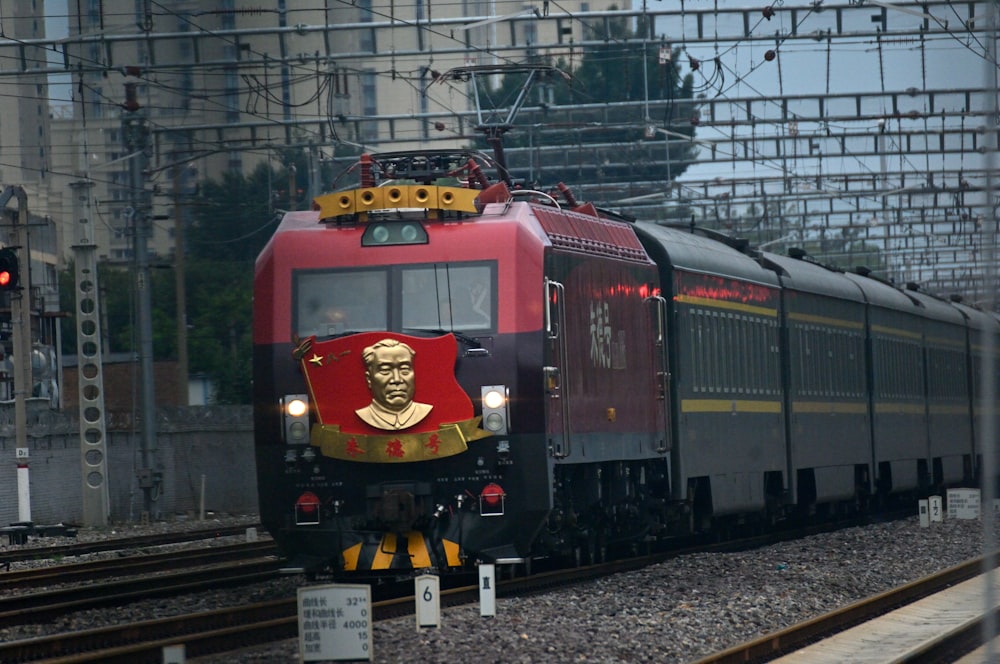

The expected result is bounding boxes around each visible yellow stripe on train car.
[674,294,778,318]
[681,399,782,413]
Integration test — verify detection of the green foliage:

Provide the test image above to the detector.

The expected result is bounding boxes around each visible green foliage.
[59,262,176,359]
[59,150,314,405]
[184,260,253,404]
[183,157,298,404]
[187,162,280,263]
[476,21,698,186]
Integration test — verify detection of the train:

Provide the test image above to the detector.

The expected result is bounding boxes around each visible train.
[253,145,997,577]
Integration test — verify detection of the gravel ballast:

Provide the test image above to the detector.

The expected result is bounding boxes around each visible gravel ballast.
[2,514,994,663]
[217,516,995,663]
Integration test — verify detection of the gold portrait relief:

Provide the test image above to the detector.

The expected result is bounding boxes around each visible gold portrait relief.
[355,338,433,430]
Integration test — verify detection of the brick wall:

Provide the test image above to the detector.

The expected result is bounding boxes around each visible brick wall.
[61,359,183,411]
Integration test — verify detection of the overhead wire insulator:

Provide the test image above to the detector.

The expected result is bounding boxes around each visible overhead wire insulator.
[359,154,375,188]
[122,82,140,112]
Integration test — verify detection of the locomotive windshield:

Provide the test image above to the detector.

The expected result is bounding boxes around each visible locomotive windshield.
[294,261,496,339]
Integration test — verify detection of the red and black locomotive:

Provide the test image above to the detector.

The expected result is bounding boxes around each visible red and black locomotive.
[254,146,990,576]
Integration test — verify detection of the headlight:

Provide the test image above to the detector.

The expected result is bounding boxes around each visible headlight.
[285,397,308,418]
[281,394,310,444]
[481,385,509,435]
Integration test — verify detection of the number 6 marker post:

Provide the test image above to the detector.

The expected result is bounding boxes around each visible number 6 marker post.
[415,574,441,630]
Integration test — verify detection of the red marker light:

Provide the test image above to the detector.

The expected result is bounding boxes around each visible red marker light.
[296,491,320,515]
[480,483,505,507]
[0,271,10,287]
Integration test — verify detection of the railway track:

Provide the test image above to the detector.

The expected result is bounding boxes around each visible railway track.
[0,540,276,590]
[0,524,263,566]
[0,553,662,663]
[0,515,918,662]
[692,556,996,664]
[0,549,283,629]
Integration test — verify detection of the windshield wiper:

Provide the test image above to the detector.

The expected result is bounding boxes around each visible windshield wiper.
[403,328,483,348]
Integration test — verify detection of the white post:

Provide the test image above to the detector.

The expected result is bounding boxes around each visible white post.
[16,462,30,522]
[479,563,496,617]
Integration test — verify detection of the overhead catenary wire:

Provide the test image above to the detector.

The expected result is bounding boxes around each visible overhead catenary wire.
[0,1,991,297]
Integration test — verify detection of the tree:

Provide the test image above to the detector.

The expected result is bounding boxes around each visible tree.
[59,261,176,360]
[59,150,315,405]
[475,12,699,187]
[184,158,303,404]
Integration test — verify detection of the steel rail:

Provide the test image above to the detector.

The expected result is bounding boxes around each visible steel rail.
[691,556,992,664]
[0,524,263,565]
[0,558,282,628]
[0,540,276,590]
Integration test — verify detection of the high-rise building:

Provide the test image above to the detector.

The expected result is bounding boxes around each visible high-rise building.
[41,0,621,262]
[0,2,61,403]
[0,2,52,189]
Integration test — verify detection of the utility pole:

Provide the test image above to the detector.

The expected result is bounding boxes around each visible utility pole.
[70,180,111,527]
[0,186,32,523]
[173,159,188,405]
[122,79,160,519]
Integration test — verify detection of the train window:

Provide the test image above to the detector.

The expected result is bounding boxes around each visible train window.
[733,315,739,394]
[727,313,736,393]
[690,310,702,393]
[770,319,780,395]
[718,313,726,392]
[295,269,388,338]
[401,262,495,333]
[739,316,755,393]
[705,311,720,392]
[293,261,495,339]
[699,310,710,393]
[699,309,708,393]
[797,326,809,397]
[830,330,840,397]
[756,320,765,395]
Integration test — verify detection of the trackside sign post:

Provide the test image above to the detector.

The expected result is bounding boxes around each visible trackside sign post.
[415,574,441,629]
[947,488,980,520]
[480,563,496,617]
[298,583,373,662]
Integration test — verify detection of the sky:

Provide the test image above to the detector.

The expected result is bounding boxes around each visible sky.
[44,0,70,111]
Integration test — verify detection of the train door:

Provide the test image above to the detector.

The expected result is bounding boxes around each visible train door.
[544,277,571,458]
[648,293,672,454]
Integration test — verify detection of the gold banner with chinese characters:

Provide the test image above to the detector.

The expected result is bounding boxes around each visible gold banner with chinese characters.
[312,417,491,463]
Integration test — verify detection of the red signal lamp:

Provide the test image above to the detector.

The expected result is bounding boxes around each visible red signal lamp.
[0,248,19,291]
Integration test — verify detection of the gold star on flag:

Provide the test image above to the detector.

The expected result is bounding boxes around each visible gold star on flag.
[309,353,324,366]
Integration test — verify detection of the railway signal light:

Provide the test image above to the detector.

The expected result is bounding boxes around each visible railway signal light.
[0,248,19,291]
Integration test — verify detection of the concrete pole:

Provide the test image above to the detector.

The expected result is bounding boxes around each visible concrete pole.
[70,179,110,527]
[0,186,32,523]
[122,84,159,518]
